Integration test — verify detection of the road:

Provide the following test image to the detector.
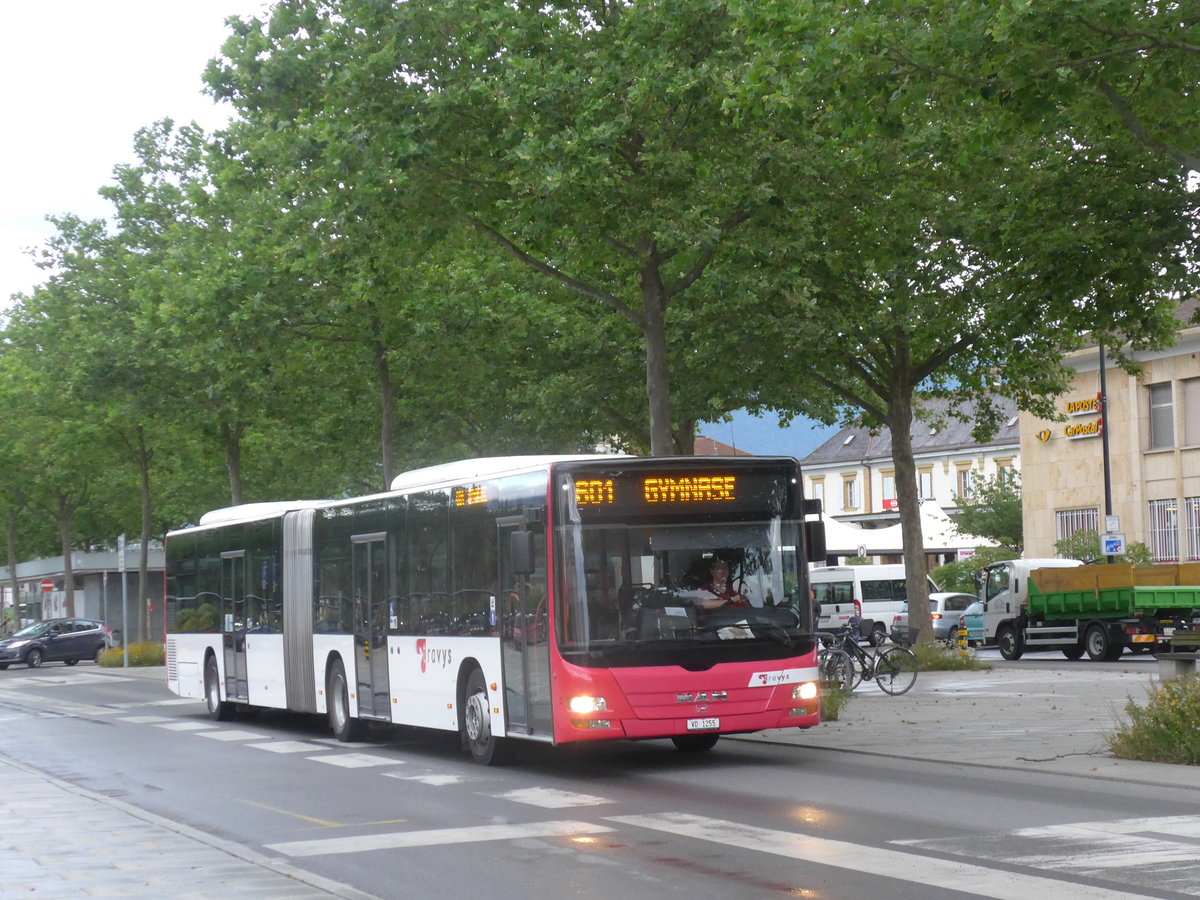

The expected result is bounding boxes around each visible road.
[1,658,1198,899]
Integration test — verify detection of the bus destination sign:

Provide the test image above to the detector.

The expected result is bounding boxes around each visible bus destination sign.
[566,466,791,520]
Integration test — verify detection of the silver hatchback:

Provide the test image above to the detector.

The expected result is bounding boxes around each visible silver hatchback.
[892,593,978,642]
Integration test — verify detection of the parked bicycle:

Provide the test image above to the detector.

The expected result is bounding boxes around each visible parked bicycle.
[819,620,918,696]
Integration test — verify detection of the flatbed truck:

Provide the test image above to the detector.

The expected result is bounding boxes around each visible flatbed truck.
[978,559,1200,661]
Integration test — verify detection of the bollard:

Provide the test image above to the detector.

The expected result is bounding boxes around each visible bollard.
[956,626,968,657]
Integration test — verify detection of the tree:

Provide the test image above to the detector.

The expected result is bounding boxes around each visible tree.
[207,0,788,455]
[951,471,1023,555]
[1055,530,1154,567]
[722,1,1196,642]
[931,547,1018,595]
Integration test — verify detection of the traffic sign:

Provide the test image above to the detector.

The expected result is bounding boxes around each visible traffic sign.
[39,578,54,592]
[1102,533,1126,555]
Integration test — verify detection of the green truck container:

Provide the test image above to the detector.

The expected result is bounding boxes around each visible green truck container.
[1028,563,1200,621]
[979,559,1200,661]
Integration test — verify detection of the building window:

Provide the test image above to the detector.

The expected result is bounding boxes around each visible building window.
[956,468,974,499]
[1184,497,1200,562]
[842,476,860,511]
[1149,382,1174,450]
[810,479,825,508]
[918,468,933,500]
[881,473,896,509]
[1055,508,1098,542]
[1148,499,1179,563]
[1184,379,1200,447]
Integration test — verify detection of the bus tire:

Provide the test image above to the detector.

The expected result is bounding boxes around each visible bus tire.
[462,667,508,765]
[205,655,235,721]
[997,626,1023,661]
[327,658,368,742]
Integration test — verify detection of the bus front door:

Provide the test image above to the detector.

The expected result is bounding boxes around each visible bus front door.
[352,532,390,719]
[498,520,552,737]
[220,551,248,703]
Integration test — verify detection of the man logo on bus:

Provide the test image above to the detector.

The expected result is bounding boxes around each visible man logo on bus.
[416,639,452,673]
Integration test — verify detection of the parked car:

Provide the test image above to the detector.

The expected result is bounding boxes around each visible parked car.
[959,600,985,646]
[0,618,112,669]
[891,592,978,642]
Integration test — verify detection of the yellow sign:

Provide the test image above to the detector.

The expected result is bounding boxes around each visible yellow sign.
[1065,396,1101,416]
[643,475,737,503]
[1064,420,1103,440]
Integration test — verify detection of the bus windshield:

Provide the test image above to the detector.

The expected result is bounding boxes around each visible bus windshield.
[555,518,806,666]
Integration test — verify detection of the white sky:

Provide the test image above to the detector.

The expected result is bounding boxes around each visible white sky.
[0,1,271,307]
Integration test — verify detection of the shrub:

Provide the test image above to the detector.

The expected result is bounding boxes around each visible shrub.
[820,683,852,721]
[911,640,990,672]
[1107,675,1200,765]
[99,642,166,667]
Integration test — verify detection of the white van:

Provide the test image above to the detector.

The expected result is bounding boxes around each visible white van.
[810,564,941,645]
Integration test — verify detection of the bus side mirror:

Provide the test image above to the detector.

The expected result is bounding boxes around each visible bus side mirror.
[805,521,826,563]
[510,531,534,575]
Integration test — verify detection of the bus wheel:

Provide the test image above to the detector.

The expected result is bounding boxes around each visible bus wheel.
[463,668,507,765]
[672,734,719,753]
[328,658,368,742]
[205,656,235,721]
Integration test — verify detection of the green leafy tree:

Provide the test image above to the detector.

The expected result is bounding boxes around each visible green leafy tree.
[931,547,1019,595]
[951,471,1023,555]
[1055,531,1154,567]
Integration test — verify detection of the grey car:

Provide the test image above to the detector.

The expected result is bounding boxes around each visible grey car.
[892,593,978,642]
[0,618,111,669]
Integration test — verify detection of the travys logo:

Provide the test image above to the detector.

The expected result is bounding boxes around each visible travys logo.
[415,639,452,673]
[749,668,803,687]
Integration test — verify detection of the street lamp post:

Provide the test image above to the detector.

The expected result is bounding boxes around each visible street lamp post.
[1099,344,1114,562]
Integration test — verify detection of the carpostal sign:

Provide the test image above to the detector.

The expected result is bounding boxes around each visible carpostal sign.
[1036,395,1103,442]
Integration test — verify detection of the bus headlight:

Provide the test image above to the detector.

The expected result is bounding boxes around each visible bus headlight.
[793,682,818,701]
[568,695,608,714]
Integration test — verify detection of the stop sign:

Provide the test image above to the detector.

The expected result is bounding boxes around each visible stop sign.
[39,578,54,592]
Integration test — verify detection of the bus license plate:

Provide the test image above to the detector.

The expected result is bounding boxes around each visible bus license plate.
[687,717,719,731]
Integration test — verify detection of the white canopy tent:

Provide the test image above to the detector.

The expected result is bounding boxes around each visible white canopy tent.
[817,502,994,557]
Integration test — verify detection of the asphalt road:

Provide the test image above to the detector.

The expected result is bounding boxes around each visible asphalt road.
[2,658,1198,899]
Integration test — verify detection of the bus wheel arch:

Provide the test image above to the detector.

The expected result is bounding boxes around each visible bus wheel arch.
[326,654,368,742]
[459,662,508,765]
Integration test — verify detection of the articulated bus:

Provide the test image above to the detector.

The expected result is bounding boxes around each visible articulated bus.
[164,455,827,763]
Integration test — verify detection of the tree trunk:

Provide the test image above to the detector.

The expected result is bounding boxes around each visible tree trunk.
[638,248,675,456]
[58,494,75,618]
[5,506,18,633]
[888,389,933,642]
[222,422,244,506]
[137,428,153,643]
[375,339,397,489]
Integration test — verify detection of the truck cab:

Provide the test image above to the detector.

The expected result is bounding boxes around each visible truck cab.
[979,558,1082,657]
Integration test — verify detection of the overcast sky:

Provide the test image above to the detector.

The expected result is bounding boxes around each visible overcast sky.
[1,1,269,307]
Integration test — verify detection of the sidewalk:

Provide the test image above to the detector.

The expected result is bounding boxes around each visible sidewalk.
[0,666,378,900]
[3,660,1198,898]
[748,657,1200,789]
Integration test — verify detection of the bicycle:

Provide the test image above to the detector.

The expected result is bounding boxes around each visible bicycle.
[821,624,919,696]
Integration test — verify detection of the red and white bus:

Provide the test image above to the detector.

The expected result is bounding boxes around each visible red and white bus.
[164,455,827,763]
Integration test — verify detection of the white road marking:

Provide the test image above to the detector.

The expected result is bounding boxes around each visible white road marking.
[491,787,611,808]
[607,813,1142,900]
[119,715,173,724]
[196,729,269,741]
[307,753,404,768]
[247,740,328,754]
[900,815,1200,894]
[266,820,615,857]
[385,773,466,786]
[153,721,216,732]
